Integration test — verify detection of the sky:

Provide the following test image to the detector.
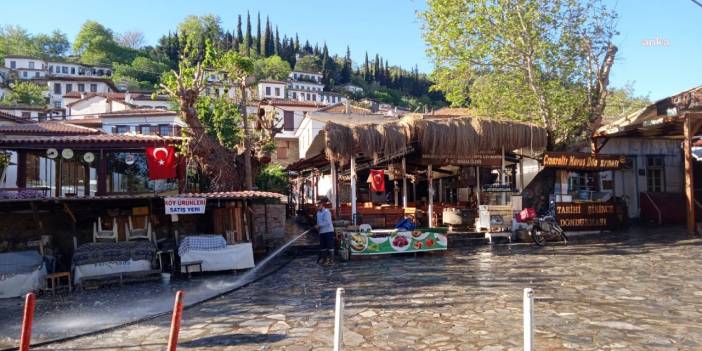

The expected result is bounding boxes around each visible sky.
[1,0,700,101]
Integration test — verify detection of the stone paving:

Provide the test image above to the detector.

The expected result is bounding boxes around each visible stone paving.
[37,227,702,350]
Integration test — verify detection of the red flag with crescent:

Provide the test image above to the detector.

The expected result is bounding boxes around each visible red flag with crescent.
[146,146,177,180]
[369,169,385,192]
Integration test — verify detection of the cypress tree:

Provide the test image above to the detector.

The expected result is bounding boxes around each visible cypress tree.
[256,12,261,56]
[385,59,390,86]
[364,52,370,82]
[294,34,300,54]
[245,11,252,56]
[274,26,280,56]
[264,17,273,56]
[236,15,243,45]
[374,54,381,82]
[340,46,352,84]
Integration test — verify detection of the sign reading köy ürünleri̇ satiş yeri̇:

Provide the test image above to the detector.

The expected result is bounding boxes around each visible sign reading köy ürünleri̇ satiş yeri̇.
[165,197,206,214]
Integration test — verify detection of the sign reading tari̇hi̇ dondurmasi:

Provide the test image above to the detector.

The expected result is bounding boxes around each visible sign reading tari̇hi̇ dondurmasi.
[165,197,206,214]
[555,202,627,230]
[543,152,626,171]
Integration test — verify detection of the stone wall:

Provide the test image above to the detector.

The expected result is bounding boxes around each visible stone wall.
[251,203,286,249]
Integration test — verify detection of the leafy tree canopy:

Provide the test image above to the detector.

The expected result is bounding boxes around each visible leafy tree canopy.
[422,0,619,147]
[0,26,69,60]
[253,55,291,81]
[73,20,137,65]
[113,56,170,90]
[293,55,321,73]
[1,81,46,106]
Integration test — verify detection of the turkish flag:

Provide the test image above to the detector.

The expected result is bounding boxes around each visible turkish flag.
[146,146,177,180]
[368,169,385,192]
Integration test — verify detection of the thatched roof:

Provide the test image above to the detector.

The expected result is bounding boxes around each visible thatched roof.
[324,113,547,162]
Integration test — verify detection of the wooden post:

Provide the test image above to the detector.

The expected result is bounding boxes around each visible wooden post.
[402,157,408,208]
[330,161,338,215]
[428,165,433,228]
[55,158,62,198]
[97,149,107,195]
[519,156,526,193]
[684,115,696,235]
[438,178,443,203]
[351,157,357,225]
[16,150,27,188]
[501,146,507,205]
[475,166,481,207]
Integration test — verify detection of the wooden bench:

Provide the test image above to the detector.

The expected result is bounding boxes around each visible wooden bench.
[181,260,203,279]
[80,270,161,289]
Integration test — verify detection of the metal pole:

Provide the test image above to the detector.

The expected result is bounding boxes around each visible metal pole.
[402,157,408,208]
[476,166,481,206]
[428,165,433,228]
[333,287,345,351]
[19,292,35,351]
[351,158,357,225]
[167,290,185,351]
[523,288,534,351]
[330,161,338,214]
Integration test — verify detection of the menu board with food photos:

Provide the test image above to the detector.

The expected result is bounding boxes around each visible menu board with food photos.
[346,229,448,255]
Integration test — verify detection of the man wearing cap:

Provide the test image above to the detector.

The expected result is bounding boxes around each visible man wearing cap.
[315,198,335,266]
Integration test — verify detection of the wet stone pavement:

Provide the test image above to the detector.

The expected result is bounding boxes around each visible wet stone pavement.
[36,227,702,350]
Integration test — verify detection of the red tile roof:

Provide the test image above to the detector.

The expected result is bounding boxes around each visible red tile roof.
[0,121,101,135]
[0,133,182,148]
[0,111,34,124]
[97,110,178,118]
[266,99,324,108]
[177,191,285,200]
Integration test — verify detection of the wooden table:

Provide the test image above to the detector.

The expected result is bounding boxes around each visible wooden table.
[46,272,71,295]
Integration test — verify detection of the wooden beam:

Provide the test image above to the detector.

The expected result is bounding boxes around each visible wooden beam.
[351,157,357,225]
[428,164,433,228]
[330,161,338,215]
[402,157,408,208]
[684,115,697,235]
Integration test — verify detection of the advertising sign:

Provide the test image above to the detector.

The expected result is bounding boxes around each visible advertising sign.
[555,202,627,230]
[422,151,502,167]
[346,230,448,255]
[165,197,206,214]
[543,152,626,171]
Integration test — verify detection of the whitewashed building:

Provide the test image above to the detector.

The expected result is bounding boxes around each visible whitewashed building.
[257,80,287,100]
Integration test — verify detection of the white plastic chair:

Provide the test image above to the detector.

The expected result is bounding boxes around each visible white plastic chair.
[93,217,118,243]
[125,216,152,242]
[358,224,372,232]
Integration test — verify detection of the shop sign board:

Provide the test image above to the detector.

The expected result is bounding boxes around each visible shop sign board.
[481,183,513,192]
[422,151,502,167]
[346,230,448,255]
[555,202,627,230]
[543,152,626,170]
[165,197,206,214]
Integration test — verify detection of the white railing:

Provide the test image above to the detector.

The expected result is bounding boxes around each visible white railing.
[523,288,534,351]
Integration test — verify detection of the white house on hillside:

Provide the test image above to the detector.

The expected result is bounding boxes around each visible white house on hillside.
[257,80,287,100]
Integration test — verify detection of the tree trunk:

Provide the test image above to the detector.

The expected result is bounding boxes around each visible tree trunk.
[239,83,253,190]
[178,90,246,191]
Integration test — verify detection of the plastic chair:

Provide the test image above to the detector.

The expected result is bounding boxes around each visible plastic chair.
[359,224,372,232]
[125,216,152,242]
[93,217,118,242]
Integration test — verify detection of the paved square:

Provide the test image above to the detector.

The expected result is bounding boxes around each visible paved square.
[38,228,702,350]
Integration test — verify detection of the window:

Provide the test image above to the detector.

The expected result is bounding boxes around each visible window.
[275,87,280,96]
[265,86,271,95]
[283,111,295,131]
[139,125,152,135]
[70,67,75,74]
[158,125,172,136]
[90,84,97,92]
[276,147,288,160]
[53,83,61,94]
[28,62,34,69]
[34,72,39,77]
[10,61,16,69]
[62,66,68,74]
[312,94,316,101]
[306,93,311,100]
[78,84,85,92]
[292,92,297,99]
[65,84,72,93]
[646,156,665,192]
[49,66,53,73]
[21,112,31,118]
[115,125,130,134]
[106,152,177,193]
[53,101,61,108]
[22,71,27,78]
[38,113,47,122]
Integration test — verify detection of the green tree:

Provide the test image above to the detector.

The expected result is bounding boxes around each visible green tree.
[245,12,252,56]
[340,46,352,84]
[422,0,618,148]
[73,20,137,65]
[1,81,46,107]
[255,164,288,193]
[113,56,170,89]
[253,55,291,80]
[294,55,322,73]
[34,30,69,58]
[0,25,41,60]
[177,15,223,62]
[602,84,650,121]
